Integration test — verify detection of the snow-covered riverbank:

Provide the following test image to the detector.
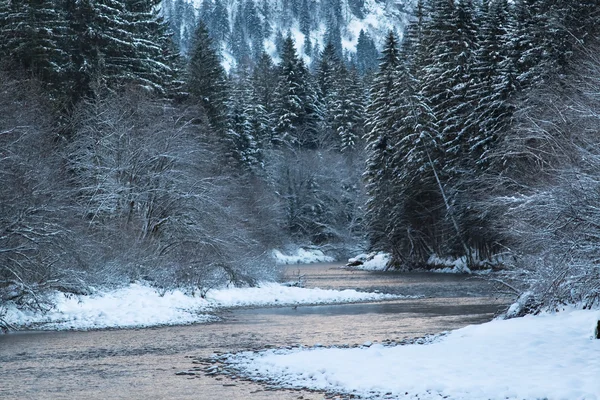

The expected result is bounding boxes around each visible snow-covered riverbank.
[220,308,600,399]
[2,282,412,331]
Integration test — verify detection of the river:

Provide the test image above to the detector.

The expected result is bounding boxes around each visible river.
[0,263,508,400]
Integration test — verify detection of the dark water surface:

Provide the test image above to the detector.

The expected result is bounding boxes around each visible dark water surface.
[0,263,508,400]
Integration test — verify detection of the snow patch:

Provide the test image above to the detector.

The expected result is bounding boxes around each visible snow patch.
[346,252,390,271]
[427,253,471,274]
[223,309,600,400]
[272,248,334,264]
[3,281,405,331]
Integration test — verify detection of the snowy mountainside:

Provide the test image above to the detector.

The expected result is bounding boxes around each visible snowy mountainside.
[162,0,412,70]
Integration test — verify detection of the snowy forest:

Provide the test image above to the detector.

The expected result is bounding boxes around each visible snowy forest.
[1,0,599,315]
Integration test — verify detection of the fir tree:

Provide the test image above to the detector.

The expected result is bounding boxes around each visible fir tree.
[210,0,229,42]
[186,20,228,133]
[227,68,261,170]
[0,0,70,96]
[272,34,320,148]
[356,29,379,75]
[363,31,401,251]
[331,66,365,152]
[251,51,277,147]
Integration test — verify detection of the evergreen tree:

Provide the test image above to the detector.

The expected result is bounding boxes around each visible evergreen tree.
[315,41,342,144]
[244,0,263,60]
[324,19,343,59]
[186,20,228,133]
[260,0,272,38]
[210,0,229,42]
[0,0,70,96]
[468,0,516,167]
[122,0,179,94]
[331,66,365,152]
[363,31,401,251]
[303,35,312,57]
[227,68,261,170]
[230,9,251,65]
[299,0,311,35]
[272,34,320,148]
[421,0,478,174]
[356,29,379,75]
[251,51,277,147]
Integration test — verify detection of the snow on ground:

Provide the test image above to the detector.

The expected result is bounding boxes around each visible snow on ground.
[222,309,600,400]
[426,253,472,274]
[3,281,405,331]
[347,252,390,271]
[347,252,497,274]
[272,248,335,264]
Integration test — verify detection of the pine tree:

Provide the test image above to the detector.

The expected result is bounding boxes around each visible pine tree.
[299,0,311,35]
[227,68,261,170]
[230,9,251,65]
[272,34,320,148]
[421,0,478,175]
[324,18,343,59]
[244,0,263,60]
[0,0,70,96]
[331,66,365,152]
[63,0,129,101]
[468,0,516,167]
[186,20,228,133]
[210,0,229,42]
[122,0,180,94]
[315,41,342,144]
[260,0,272,38]
[356,29,379,75]
[363,31,401,251]
[250,51,277,147]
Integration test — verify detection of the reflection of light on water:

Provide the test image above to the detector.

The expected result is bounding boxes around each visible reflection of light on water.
[0,263,507,400]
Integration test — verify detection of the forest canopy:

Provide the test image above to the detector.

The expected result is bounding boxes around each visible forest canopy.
[1,0,599,315]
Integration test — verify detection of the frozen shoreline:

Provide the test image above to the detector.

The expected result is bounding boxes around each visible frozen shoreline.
[219,308,600,400]
[2,281,413,332]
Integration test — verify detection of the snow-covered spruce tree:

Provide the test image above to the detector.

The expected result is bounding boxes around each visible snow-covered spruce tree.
[508,0,561,90]
[250,51,277,147]
[315,41,343,146]
[376,6,445,267]
[422,0,478,175]
[62,0,179,103]
[356,29,379,75]
[230,8,252,66]
[330,65,365,153]
[122,0,180,94]
[272,34,321,149]
[209,0,229,42]
[162,0,196,57]
[0,0,70,97]
[244,0,264,60]
[185,19,228,134]
[363,30,401,253]
[467,0,516,169]
[226,67,262,171]
[417,0,489,261]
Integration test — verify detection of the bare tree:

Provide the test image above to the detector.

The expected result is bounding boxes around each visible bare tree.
[0,74,85,311]
[67,89,278,291]
[482,49,600,314]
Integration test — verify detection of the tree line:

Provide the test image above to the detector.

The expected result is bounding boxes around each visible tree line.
[0,0,366,312]
[363,0,600,312]
[2,0,600,316]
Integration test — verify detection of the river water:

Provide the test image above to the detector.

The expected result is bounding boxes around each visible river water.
[0,263,508,400]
